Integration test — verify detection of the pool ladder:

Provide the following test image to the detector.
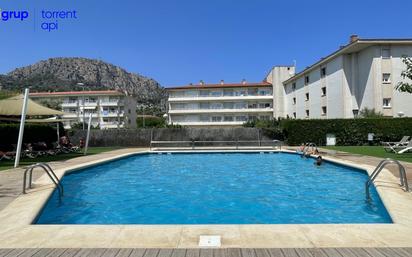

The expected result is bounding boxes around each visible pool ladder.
[302,143,317,155]
[365,158,408,201]
[22,163,63,197]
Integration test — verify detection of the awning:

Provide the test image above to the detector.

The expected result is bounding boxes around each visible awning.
[0,94,65,116]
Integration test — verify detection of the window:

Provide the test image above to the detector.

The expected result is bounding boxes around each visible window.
[305,93,309,101]
[199,90,209,97]
[128,109,131,114]
[321,87,326,96]
[211,116,222,122]
[224,116,234,121]
[305,110,310,118]
[258,89,270,96]
[383,98,391,108]
[259,115,270,121]
[211,91,222,97]
[293,112,296,119]
[249,116,258,121]
[248,103,257,109]
[210,103,222,109]
[292,97,296,105]
[353,109,359,117]
[236,116,247,122]
[321,106,327,116]
[223,89,234,96]
[247,88,258,96]
[292,83,296,91]
[320,67,326,78]
[382,73,391,83]
[223,102,234,109]
[200,103,209,109]
[200,115,209,122]
[234,102,247,109]
[305,76,310,85]
[382,48,391,59]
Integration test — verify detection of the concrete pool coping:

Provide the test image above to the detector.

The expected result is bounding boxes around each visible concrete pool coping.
[0,148,412,248]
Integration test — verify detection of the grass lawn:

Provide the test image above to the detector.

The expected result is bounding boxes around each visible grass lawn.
[0,147,122,171]
[323,146,412,163]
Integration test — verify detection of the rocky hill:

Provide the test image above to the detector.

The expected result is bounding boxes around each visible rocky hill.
[0,57,166,106]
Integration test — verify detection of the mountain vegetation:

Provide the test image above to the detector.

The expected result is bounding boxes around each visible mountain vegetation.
[0,57,167,106]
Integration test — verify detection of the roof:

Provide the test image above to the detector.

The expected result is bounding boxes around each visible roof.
[166,82,272,90]
[282,38,412,85]
[0,95,66,116]
[29,90,123,97]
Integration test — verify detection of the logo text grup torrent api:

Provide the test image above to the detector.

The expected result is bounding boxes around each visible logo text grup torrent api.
[0,8,78,32]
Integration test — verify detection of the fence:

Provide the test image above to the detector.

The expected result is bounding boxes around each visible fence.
[70,128,273,147]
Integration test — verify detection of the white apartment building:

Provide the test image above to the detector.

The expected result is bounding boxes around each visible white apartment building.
[166,36,412,127]
[166,81,274,126]
[278,36,412,119]
[30,90,137,129]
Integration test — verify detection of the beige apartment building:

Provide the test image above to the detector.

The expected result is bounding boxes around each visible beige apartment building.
[166,81,274,126]
[30,90,137,129]
[166,36,412,126]
[279,36,412,119]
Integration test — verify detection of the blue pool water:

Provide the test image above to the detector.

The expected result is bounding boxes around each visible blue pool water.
[35,153,392,224]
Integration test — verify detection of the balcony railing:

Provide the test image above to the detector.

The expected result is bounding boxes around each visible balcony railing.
[170,92,272,98]
[171,106,272,110]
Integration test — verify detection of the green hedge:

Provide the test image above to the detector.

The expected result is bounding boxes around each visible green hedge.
[281,118,412,146]
[0,124,63,150]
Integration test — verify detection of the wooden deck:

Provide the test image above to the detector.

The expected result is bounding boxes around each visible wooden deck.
[0,248,411,257]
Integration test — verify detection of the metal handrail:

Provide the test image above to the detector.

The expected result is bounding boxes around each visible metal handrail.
[365,158,409,201]
[301,142,317,155]
[23,163,64,197]
[150,140,282,150]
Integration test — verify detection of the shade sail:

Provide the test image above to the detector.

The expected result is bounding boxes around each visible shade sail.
[0,94,65,116]
[0,117,75,123]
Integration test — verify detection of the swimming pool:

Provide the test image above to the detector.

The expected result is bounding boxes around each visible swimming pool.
[35,152,392,224]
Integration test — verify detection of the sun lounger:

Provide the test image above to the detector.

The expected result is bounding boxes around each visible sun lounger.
[384,140,412,154]
[397,140,412,154]
[383,136,410,152]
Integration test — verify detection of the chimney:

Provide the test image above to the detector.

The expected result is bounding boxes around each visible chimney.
[242,79,246,85]
[350,34,359,43]
[199,80,204,85]
[220,80,224,85]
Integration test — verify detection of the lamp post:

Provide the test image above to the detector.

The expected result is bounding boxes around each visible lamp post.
[77,83,85,130]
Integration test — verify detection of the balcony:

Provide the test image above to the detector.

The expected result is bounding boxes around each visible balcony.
[170,121,245,126]
[168,107,274,114]
[100,101,124,106]
[62,113,78,118]
[168,95,273,102]
[61,101,78,107]
[101,111,124,117]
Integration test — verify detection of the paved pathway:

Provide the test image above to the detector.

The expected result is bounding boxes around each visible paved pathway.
[316,147,412,180]
[0,148,147,211]
[0,248,411,257]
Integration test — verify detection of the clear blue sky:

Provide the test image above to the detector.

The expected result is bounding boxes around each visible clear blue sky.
[1,0,411,87]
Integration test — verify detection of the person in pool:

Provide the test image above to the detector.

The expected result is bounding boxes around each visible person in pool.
[314,155,323,166]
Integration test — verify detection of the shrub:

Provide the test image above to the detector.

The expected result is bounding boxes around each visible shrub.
[0,123,63,151]
[281,118,412,146]
[243,119,285,140]
[137,116,166,128]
